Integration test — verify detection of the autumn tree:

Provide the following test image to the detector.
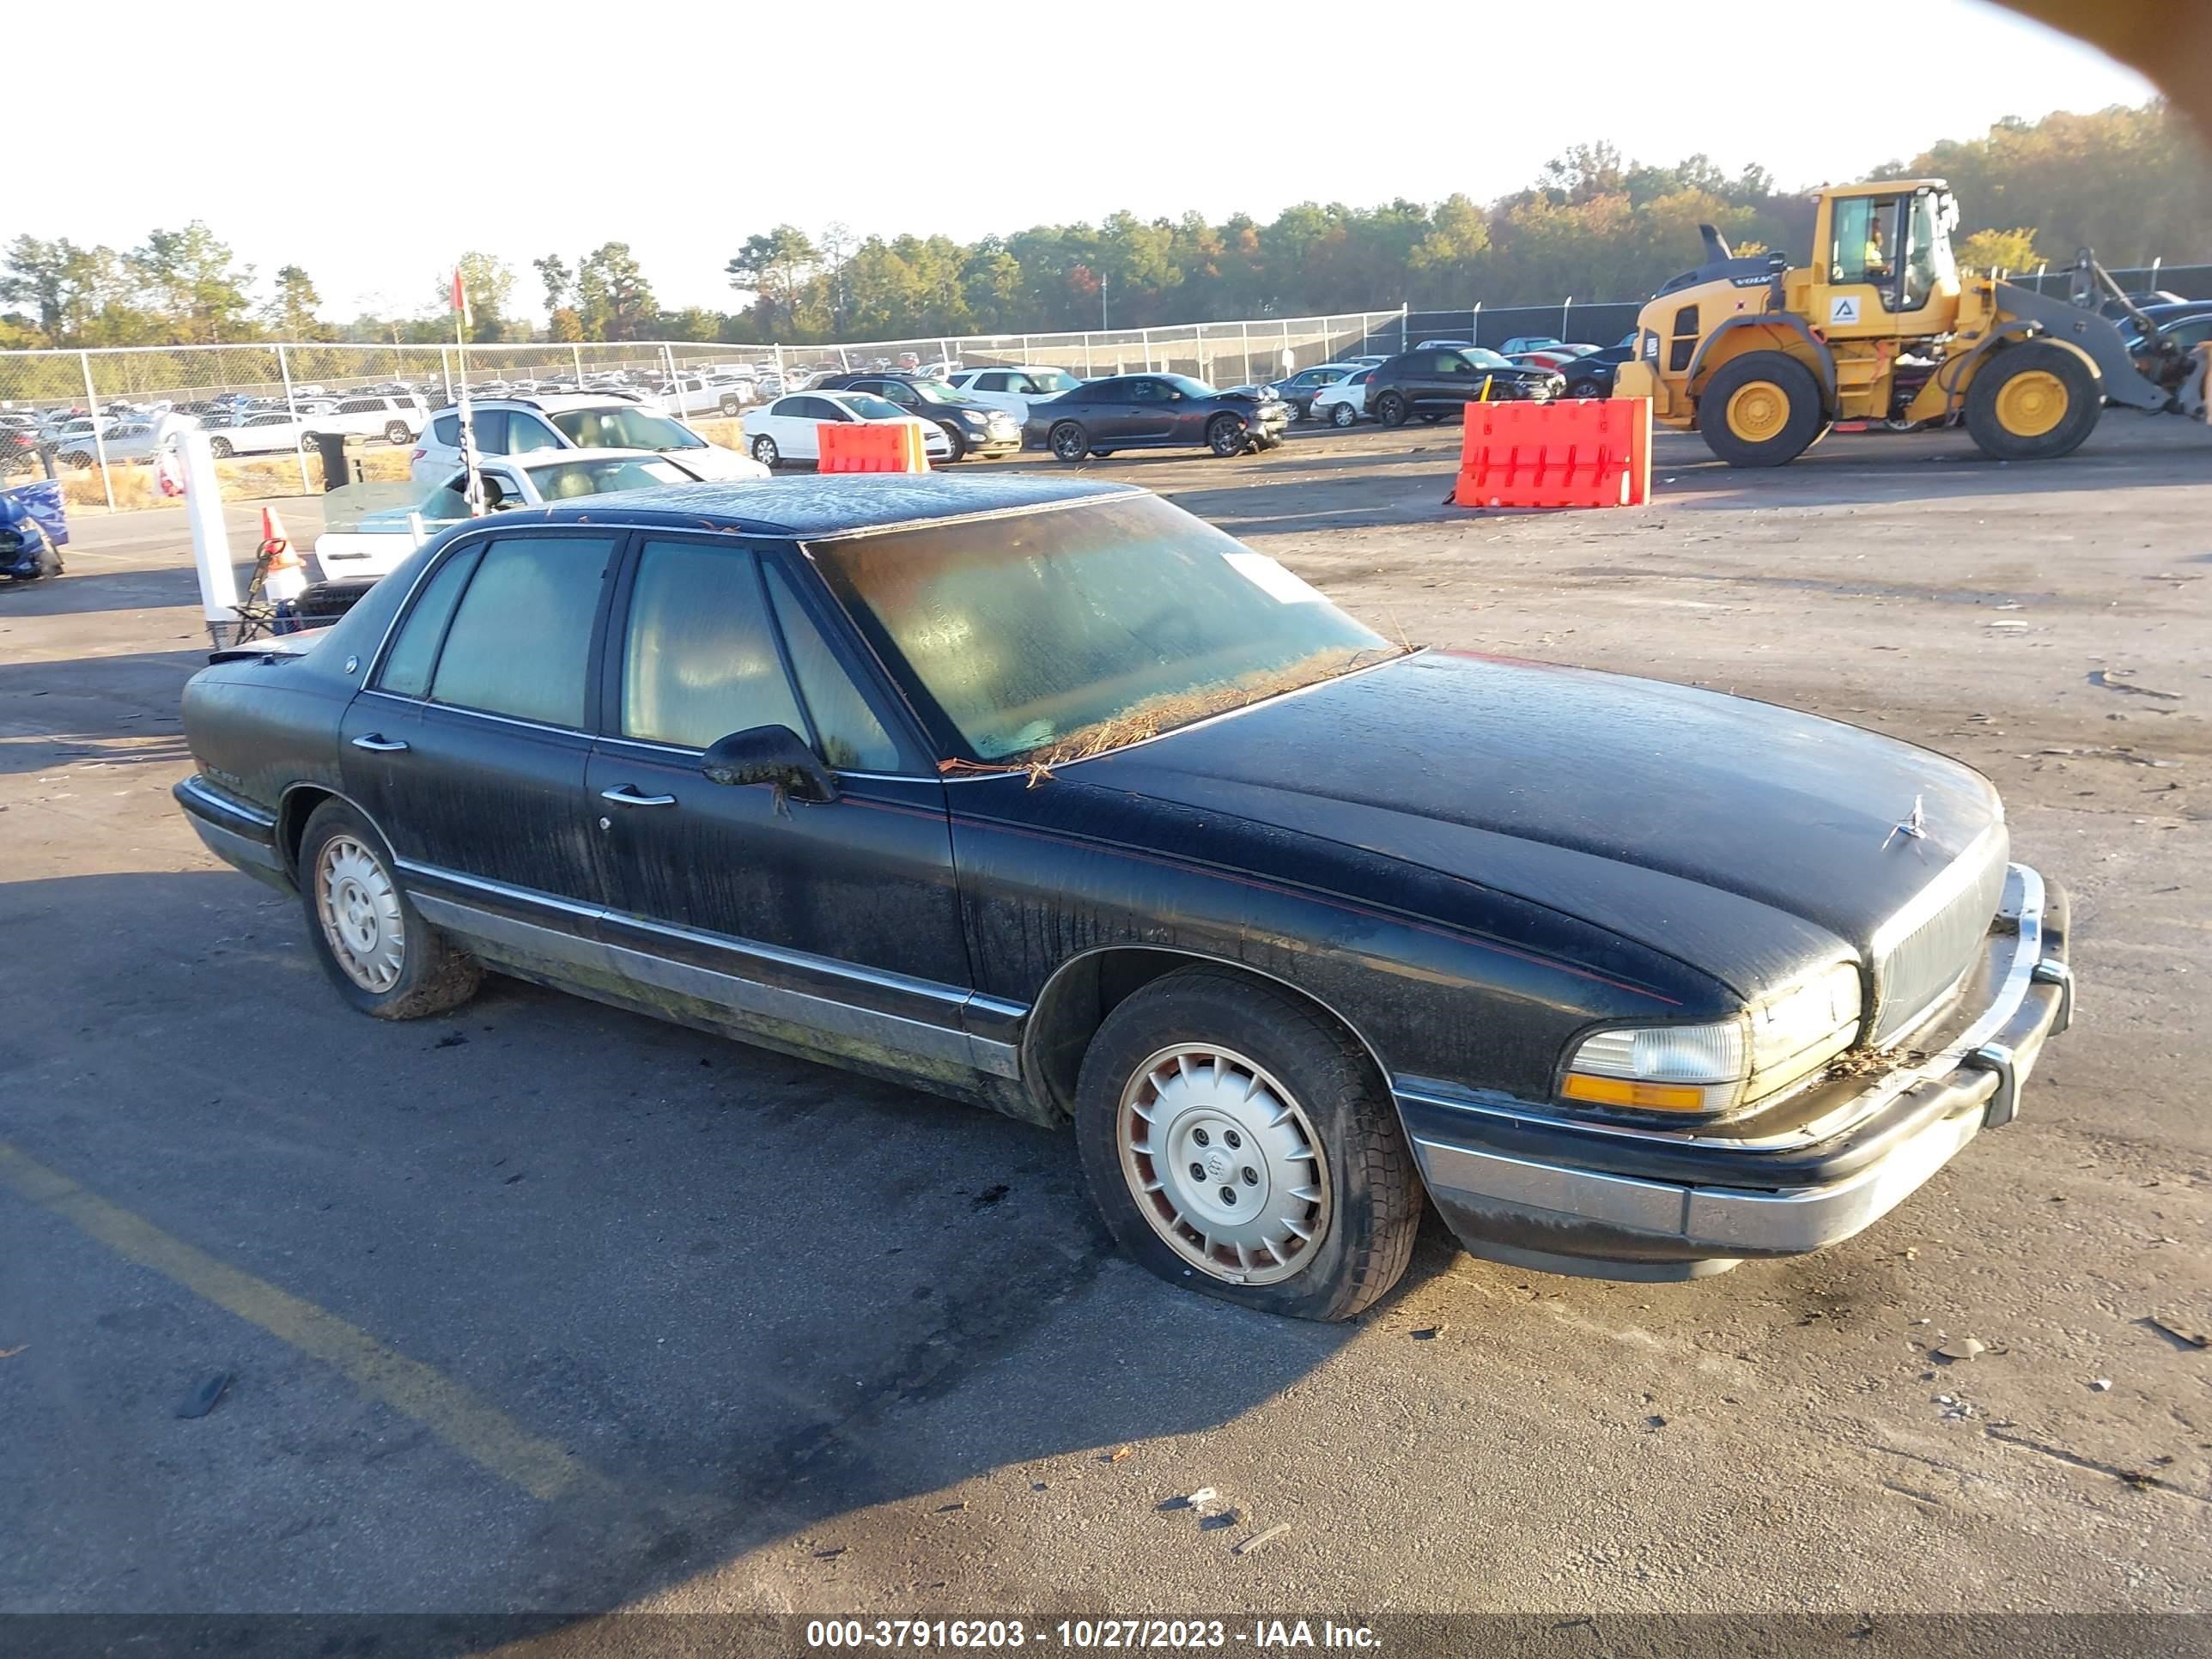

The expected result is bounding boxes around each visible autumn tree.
[576,243,657,339]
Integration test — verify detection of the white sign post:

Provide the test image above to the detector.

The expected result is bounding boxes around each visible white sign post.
[179,428,238,647]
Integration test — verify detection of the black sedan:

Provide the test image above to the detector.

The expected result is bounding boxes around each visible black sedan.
[174,474,2072,1321]
[1364,346,1566,425]
[1024,374,1291,461]
[1557,342,1636,399]
[810,372,1024,462]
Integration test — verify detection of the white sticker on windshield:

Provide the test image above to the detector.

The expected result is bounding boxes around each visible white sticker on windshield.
[1225,551,1328,606]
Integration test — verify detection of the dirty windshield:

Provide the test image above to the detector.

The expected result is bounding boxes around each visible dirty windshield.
[812,495,1399,766]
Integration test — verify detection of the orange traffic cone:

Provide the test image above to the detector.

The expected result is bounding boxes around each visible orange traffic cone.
[259,506,307,604]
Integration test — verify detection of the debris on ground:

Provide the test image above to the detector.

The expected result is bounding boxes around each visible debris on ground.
[2088,670,2183,702]
[1936,1337,1988,1362]
[1199,1509,1241,1531]
[2148,1315,2209,1349]
[0,1346,25,1359]
[1411,1324,1446,1340]
[813,1547,847,1559]
[1103,1444,1133,1463]
[1158,1487,1218,1510]
[174,1370,231,1419]
[935,1501,967,1513]
[1232,1522,1291,1557]
[2092,1378,2113,1391]
[432,1031,468,1048]
[969,1184,1010,1211]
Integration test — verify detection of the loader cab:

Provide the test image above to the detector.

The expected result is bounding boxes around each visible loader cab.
[1802,181,1960,335]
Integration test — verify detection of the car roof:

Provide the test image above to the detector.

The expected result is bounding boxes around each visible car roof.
[517,474,1144,538]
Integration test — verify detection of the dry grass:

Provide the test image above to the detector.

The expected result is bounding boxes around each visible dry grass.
[54,446,411,513]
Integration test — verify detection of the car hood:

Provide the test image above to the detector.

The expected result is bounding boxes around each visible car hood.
[670,443,771,481]
[1066,650,2004,998]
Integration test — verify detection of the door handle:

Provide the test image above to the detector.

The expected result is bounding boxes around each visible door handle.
[600,785,678,807]
[350,733,410,752]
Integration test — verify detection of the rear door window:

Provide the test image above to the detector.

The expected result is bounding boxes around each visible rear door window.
[426,535,618,728]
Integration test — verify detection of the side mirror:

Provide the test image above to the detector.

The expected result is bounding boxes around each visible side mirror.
[701,725,840,804]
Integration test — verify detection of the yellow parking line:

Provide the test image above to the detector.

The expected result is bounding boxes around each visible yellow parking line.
[0,1140,603,1504]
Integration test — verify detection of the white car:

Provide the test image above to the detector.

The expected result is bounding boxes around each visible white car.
[739,391,953,468]
[409,395,765,483]
[1310,366,1377,428]
[202,410,319,459]
[660,374,758,417]
[54,420,169,466]
[313,394,429,447]
[941,364,1085,425]
[313,449,714,582]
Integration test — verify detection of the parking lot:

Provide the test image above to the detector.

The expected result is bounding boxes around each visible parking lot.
[3,418,2209,1631]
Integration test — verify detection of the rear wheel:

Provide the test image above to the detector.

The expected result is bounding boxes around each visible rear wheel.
[382,420,410,446]
[1048,421,1090,463]
[720,394,744,416]
[207,437,234,459]
[1964,342,2100,461]
[297,800,480,1020]
[1374,391,1409,427]
[1073,968,1419,1322]
[1698,353,1825,468]
[1329,401,1359,428]
[750,434,780,468]
[1206,414,1249,457]
[1566,380,1603,400]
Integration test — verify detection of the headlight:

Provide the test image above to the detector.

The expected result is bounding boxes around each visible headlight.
[1560,964,1863,1115]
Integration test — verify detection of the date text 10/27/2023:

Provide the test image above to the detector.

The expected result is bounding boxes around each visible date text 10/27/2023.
[805,1620,1382,1650]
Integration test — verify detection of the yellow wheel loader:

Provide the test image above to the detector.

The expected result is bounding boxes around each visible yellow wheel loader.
[1613,179,2209,467]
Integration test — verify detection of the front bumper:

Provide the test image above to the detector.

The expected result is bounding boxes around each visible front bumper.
[1401,864,2072,1280]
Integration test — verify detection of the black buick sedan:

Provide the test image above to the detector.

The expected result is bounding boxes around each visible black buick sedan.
[175,476,2071,1321]
[1022,374,1291,461]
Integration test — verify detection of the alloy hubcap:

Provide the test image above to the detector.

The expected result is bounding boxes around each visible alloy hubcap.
[1117,1044,1330,1285]
[316,835,404,992]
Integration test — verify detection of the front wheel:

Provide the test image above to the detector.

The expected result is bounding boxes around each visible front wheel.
[1048,421,1090,463]
[720,395,744,416]
[1330,401,1359,428]
[1374,391,1409,427]
[207,438,234,459]
[383,420,410,446]
[297,800,481,1020]
[1964,342,2100,461]
[1206,414,1249,457]
[937,422,967,464]
[750,434,781,468]
[1566,380,1603,400]
[1698,352,1825,468]
[1074,968,1419,1322]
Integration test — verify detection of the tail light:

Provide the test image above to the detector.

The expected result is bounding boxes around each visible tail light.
[409,447,425,462]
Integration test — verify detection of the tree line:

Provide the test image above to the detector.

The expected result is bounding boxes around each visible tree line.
[4,103,2205,355]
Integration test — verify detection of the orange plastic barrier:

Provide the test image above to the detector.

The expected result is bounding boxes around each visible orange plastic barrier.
[1455,397,1651,509]
[817,420,930,473]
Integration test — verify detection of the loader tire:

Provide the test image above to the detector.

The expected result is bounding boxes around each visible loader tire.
[1698,353,1825,468]
[1964,342,2099,461]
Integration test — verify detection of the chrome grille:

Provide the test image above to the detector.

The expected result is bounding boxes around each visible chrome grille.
[1869,825,2010,1045]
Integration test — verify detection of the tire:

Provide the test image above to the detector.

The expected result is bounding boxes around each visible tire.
[1374,390,1409,427]
[720,395,743,416]
[1964,341,2100,462]
[1048,421,1090,463]
[750,434,780,468]
[1329,401,1359,428]
[383,420,410,446]
[207,438,234,459]
[1697,352,1825,468]
[64,451,94,470]
[1073,967,1419,1322]
[1088,448,1115,459]
[296,800,481,1021]
[1206,414,1249,458]
[1566,380,1603,400]
[937,422,967,464]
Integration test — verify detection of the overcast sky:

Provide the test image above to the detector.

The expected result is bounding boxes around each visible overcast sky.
[9,0,2157,322]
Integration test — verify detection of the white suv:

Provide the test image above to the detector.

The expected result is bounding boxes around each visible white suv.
[317,394,429,446]
[408,394,765,483]
[942,364,1085,424]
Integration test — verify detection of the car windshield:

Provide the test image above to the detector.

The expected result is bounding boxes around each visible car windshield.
[523,456,692,498]
[550,405,703,451]
[1030,370,1080,392]
[1462,348,1511,368]
[839,394,907,421]
[908,381,980,406]
[813,495,1401,766]
[1161,374,1218,398]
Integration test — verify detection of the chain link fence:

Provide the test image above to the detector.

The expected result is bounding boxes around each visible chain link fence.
[5,265,2204,513]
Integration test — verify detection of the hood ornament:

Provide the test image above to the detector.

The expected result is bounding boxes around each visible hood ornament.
[1883,794,1927,847]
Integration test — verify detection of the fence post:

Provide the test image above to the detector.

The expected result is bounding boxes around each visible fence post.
[1194,323,1204,380]
[1562,295,1574,343]
[1240,321,1250,384]
[1399,302,1407,353]
[79,351,114,511]
[2034,261,2047,295]
[1471,301,1480,347]
[2150,255,2163,289]
[570,343,584,385]
[277,344,309,494]
[1140,328,1151,372]
[440,347,453,403]
[1083,332,1094,375]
